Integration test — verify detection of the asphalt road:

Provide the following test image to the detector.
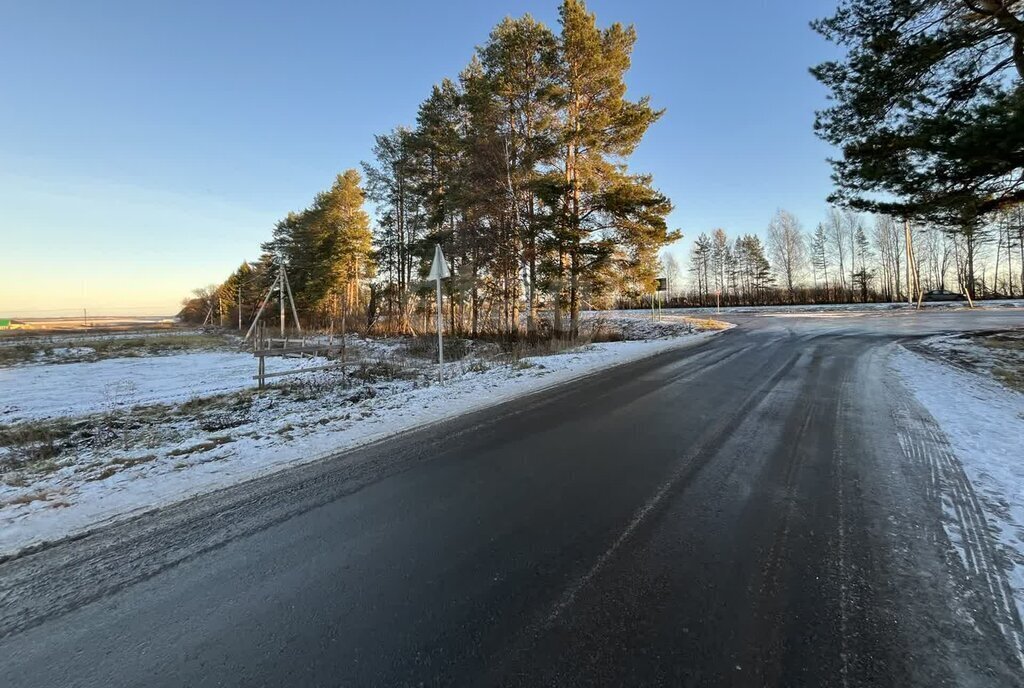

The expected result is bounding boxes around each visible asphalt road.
[2,310,1023,687]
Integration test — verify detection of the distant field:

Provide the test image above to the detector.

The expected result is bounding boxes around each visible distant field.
[0,315,178,338]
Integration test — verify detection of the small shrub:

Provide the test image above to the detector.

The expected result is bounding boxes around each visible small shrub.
[0,345,36,366]
[402,336,470,361]
[350,359,415,382]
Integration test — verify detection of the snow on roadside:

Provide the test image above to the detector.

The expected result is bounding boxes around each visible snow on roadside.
[0,317,728,557]
[892,345,1024,623]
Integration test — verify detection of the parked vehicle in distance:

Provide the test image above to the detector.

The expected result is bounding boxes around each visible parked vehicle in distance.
[922,289,967,302]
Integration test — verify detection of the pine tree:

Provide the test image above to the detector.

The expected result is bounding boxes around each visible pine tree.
[812,0,1024,223]
[262,171,374,323]
[810,223,830,300]
[555,0,674,337]
[480,16,560,333]
[363,129,420,331]
[710,228,729,299]
[852,225,874,302]
[689,233,712,305]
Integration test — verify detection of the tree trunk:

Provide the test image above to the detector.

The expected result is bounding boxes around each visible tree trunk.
[569,252,580,339]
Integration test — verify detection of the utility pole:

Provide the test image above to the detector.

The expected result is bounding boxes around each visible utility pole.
[279,268,286,337]
[238,284,243,331]
[243,265,301,341]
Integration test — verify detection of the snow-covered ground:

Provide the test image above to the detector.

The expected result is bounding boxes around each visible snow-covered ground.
[0,352,332,424]
[0,314,728,557]
[892,343,1024,626]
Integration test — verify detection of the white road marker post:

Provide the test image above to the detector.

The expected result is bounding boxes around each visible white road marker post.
[428,244,451,385]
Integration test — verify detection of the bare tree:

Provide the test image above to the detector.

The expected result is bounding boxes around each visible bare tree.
[660,251,682,299]
[872,215,902,301]
[766,210,807,303]
[824,208,851,298]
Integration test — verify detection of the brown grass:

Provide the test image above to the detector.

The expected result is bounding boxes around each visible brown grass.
[0,344,36,366]
[6,489,52,506]
[685,317,732,331]
[166,435,234,457]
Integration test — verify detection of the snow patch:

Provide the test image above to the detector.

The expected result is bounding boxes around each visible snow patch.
[892,346,1024,627]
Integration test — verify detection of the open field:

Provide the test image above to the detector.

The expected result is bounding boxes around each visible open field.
[0,315,177,335]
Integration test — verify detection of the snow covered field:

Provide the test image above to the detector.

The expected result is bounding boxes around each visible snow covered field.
[892,341,1024,628]
[0,314,727,557]
[1,352,328,424]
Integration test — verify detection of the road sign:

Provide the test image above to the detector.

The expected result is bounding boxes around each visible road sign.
[428,244,451,281]
[430,244,450,384]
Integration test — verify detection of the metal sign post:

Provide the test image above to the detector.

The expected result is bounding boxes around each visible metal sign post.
[428,244,451,384]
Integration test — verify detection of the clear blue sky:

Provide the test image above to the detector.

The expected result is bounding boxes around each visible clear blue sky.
[0,0,839,317]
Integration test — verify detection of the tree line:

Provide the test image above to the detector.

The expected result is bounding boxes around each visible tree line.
[181,0,678,338]
[179,170,374,331]
[676,207,1024,307]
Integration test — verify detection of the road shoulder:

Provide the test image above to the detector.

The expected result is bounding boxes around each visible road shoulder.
[890,341,1024,669]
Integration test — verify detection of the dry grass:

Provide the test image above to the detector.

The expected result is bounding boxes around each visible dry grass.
[0,420,78,473]
[166,435,234,457]
[5,489,52,506]
[993,368,1024,392]
[110,453,158,468]
[685,317,732,331]
[89,334,229,355]
[978,331,1024,392]
[85,454,158,482]
[931,329,1024,393]
[0,344,36,366]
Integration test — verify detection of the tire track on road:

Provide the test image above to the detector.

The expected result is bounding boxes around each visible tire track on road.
[892,396,1024,669]
[538,349,803,629]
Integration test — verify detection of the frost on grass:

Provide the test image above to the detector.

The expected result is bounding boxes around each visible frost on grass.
[0,314,726,555]
[912,330,1024,393]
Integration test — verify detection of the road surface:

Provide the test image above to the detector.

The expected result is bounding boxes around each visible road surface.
[1,310,1023,686]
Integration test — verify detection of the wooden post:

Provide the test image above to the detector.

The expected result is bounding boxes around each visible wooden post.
[279,269,285,337]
